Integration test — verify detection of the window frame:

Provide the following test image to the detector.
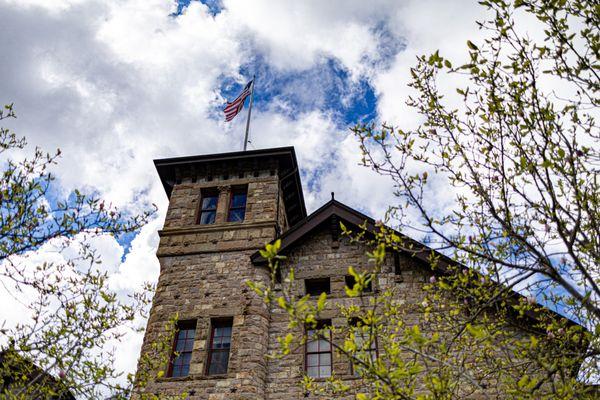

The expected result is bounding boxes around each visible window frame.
[305,320,332,378]
[197,189,219,225]
[394,251,401,275]
[167,320,197,378]
[206,318,233,376]
[227,186,248,223]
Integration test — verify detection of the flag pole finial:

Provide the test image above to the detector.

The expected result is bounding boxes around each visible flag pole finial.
[243,75,256,151]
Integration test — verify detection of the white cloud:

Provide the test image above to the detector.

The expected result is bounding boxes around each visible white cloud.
[223,0,394,77]
[374,0,488,130]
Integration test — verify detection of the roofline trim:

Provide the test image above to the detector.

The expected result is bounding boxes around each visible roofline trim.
[153,146,297,168]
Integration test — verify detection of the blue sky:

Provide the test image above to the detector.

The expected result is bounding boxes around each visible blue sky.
[177,0,222,16]
[224,57,380,126]
[176,0,397,131]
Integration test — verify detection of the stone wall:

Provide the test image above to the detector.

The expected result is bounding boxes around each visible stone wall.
[265,224,429,400]
[138,168,284,400]
[139,250,272,400]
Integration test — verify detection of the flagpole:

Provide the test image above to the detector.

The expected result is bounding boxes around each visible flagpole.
[243,75,255,151]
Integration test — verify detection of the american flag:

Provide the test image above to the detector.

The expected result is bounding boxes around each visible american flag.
[223,80,253,122]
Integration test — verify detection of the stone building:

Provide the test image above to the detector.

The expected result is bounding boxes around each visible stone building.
[137,146,580,399]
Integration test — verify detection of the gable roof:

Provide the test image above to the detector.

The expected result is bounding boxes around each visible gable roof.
[250,198,456,268]
[250,198,584,330]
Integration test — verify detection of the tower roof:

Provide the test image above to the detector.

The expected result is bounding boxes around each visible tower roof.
[154,146,307,227]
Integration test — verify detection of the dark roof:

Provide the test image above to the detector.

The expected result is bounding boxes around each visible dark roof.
[250,198,455,267]
[154,146,307,227]
[250,199,585,330]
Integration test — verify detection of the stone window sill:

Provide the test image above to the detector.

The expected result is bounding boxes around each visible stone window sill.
[307,375,363,382]
[157,373,233,382]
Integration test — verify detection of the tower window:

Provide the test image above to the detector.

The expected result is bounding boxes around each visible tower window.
[206,318,233,375]
[305,278,330,296]
[168,320,196,378]
[306,320,332,378]
[198,190,218,225]
[227,187,247,222]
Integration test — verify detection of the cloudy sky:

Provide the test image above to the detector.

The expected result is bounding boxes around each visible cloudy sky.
[0,0,488,385]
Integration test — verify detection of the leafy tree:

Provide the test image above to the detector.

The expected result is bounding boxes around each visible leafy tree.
[251,1,599,398]
[0,104,177,399]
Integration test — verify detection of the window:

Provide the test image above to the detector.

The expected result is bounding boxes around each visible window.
[306,320,332,378]
[394,251,401,275]
[345,274,372,293]
[198,190,218,225]
[168,321,196,378]
[227,188,247,222]
[349,318,377,376]
[305,278,330,296]
[206,318,233,375]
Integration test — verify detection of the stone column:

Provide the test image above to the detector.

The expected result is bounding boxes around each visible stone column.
[216,185,231,223]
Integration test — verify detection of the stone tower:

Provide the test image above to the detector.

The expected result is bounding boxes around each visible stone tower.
[138,147,305,399]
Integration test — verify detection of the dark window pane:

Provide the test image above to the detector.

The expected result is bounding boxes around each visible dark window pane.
[169,323,196,378]
[318,339,329,352]
[227,189,247,222]
[306,354,318,367]
[227,208,245,222]
[230,193,246,208]
[183,339,194,351]
[198,192,218,225]
[305,322,332,378]
[208,351,230,375]
[214,326,232,338]
[207,319,233,375]
[181,352,192,365]
[180,363,190,377]
[319,366,331,377]
[220,326,232,337]
[202,196,218,210]
[200,211,216,225]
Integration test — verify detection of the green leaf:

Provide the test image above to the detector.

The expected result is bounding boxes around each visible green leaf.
[317,292,327,312]
[467,40,478,50]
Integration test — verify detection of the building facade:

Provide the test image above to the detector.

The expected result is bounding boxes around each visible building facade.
[137,147,575,399]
